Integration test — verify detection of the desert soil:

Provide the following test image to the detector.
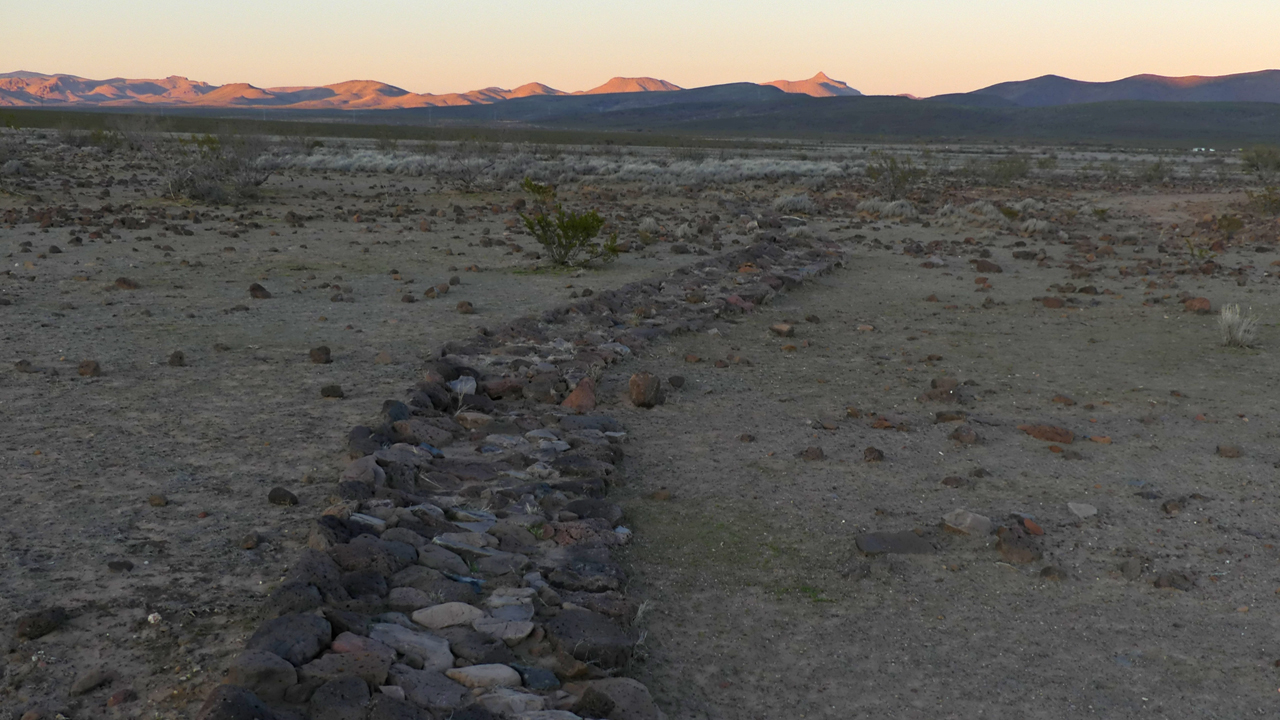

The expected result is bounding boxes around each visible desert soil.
[0,140,706,718]
[615,199,1280,719]
[3,134,1279,719]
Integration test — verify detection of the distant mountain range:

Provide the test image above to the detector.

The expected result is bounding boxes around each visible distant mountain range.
[968,70,1280,106]
[762,72,861,98]
[0,71,847,109]
[3,69,1279,111]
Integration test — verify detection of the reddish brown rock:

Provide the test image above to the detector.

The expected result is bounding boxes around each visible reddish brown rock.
[248,283,272,299]
[770,323,795,337]
[114,277,140,290]
[1051,394,1075,406]
[797,446,825,461]
[949,425,979,445]
[863,446,884,462]
[973,259,1003,273]
[78,360,101,377]
[1041,297,1065,309]
[1217,444,1242,458]
[996,526,1042,564]
[1183,297,1211,313]
[628,372,663,408]
[1018,424,1074,444]
[561,377,597,414]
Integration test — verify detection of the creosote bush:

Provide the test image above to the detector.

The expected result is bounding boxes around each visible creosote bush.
[162,133,272,204]
[519,178,619,267]
[864,151,925,199]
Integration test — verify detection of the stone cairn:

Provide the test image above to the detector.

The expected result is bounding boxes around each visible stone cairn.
[197,237,845,720]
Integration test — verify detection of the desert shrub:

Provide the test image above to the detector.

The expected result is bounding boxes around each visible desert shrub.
[57,125,126,152]
[1035,155,1058,171]
[1140,159,1172,184]
[772,194,815,214]
[107,115,168,153]
[1247,186,1280,215]
[1240,145,1280,184]
[375,131,399,153]
[161,132,271,203]
[1020,218,1052,234]
[973,154,1031,186]
[864,152,925,199]
[1219,304,1258,348]
[519,178,618,267]
[672,146,708,163]
[857,198,917,219]
[938,201,1006,227]
[637,216,660,242]
[437,141,502,192]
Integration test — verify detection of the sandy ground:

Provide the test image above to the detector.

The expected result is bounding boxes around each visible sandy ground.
[0,144,710,718]
[615,211,1280,719]
[3,133,1279,718]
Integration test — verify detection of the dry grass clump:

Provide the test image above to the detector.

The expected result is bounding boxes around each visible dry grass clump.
[1219,304,1259,347]
[772,194,815,214]
[856,198,917,220]
[1019,218,1053,234]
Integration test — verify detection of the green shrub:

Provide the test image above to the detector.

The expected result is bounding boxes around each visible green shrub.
[1141,159,1171,184]
[864,151,925,199]
[1241,145,1280,184]
[979,155,1031,186]
[520,178,618,267]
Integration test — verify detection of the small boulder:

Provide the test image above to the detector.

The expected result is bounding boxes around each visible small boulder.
[628,372,664,408]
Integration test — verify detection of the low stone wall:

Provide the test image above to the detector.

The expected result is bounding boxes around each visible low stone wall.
[196,237,845,720]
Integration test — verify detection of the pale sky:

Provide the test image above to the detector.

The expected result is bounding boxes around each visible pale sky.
[3,0,1278,97]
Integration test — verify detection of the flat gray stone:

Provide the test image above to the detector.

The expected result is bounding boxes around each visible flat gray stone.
[854,531,934,555]
[369,623,453,672]
[388,664,469,711]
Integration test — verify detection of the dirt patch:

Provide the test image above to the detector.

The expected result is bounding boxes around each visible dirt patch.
[615,220,1280,718]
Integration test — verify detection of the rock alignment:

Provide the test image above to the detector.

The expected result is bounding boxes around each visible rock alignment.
[197,237,844,720]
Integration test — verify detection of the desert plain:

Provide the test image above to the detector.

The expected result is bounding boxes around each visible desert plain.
[2,128,1280,719]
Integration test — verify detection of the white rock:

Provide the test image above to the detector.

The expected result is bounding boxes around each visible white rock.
[347,513,387,533]
[446,377,477,395]
[942,509,993,536]
[412,602,486,630]
[445,663,522,688]
[1068,502,1098,518]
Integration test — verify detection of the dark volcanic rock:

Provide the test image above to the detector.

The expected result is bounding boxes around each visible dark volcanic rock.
[245,613,332,666]
[545,608,634,667]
